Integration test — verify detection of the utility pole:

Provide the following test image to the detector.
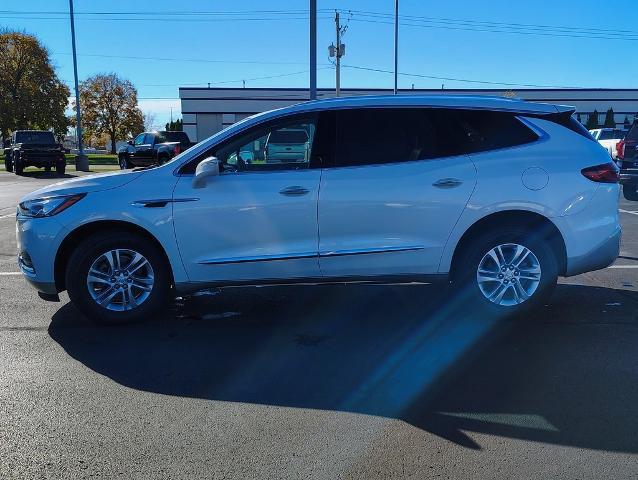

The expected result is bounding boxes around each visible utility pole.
[335,11,341,97]
[394,0,399,94]
[329,11,346,97]
[69,0,88,170]
[310,0,317,100]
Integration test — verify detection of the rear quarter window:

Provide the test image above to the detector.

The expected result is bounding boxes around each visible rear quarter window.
[450,110,539,154]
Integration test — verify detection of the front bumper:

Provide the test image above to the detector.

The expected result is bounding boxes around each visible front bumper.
[16,215,66,296]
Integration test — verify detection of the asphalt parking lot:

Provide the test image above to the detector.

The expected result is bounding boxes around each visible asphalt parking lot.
[1,171,638,479]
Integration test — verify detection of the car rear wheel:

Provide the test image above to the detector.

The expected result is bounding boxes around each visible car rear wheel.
[55,160,66,176]
[4,157,13,172]
[623,185,638,201]
[454,226,558,316]
[66,231,171,324]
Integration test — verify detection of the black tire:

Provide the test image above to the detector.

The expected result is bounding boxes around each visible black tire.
[157,154,169,165]
[453,226,558,317]
[623,185,638,201]
[119,155,132,170]
[55,160,66,176]
[4,157,13,173]
[14,153,23,175]
[65,231,172,324]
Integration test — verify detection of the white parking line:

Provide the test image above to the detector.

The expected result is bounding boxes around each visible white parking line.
[608,265,638,269]
[0,213,15,220]
[620,209,638,216]
[0,272,21,276]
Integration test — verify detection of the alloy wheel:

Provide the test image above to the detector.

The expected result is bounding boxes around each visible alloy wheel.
[476,243,541,307]
[86,249,154,311]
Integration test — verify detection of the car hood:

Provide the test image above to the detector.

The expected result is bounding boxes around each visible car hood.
[20,170,144,201]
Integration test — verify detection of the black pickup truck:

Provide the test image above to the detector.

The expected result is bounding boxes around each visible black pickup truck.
[618,120,638,200]
[117,131,194,169]
[3,130,66,176]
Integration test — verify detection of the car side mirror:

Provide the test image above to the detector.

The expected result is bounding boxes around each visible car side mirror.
[192,156,220,188]
[127,140,133,146]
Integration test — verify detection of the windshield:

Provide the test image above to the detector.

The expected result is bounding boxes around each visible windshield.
[14,131,55,144]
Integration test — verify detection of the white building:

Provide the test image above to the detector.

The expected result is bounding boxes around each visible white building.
[179,87,638,142]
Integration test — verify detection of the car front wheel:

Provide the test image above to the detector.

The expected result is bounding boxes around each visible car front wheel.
[14,153,23,175]
[66,231,171,324]
[119,155,132,170]
[454,227,558,316]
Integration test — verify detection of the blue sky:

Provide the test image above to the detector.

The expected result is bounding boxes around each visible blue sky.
[3,0,638,128]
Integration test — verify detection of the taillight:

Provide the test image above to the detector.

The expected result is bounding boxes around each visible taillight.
[617,140,625,160]
[581,162,620,183]
[174,144,181,155]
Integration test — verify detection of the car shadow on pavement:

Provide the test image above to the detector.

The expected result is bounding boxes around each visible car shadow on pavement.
[48,283,638,453]
[16,171,77,179]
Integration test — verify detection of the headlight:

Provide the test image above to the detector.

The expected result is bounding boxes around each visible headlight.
[18,193,85,218]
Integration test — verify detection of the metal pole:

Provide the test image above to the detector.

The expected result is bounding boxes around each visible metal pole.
[335,11,341,97]
[69,0,87,170]
[310,0,317,100]
[394,0,398,94]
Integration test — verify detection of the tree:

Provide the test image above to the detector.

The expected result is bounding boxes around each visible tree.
[603,108,616,128]
[165,118,183,131]
[143,112,156,131]
[76,73,144,154]
[585,110,600,130]
[0,30,70,139]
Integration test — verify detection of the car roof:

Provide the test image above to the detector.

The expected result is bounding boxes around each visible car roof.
[273,94,572,117]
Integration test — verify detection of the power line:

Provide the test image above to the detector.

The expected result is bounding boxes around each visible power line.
[341,64,585,89]
[1,15,333,23]
[344,9,638,36]
[0,9,335,15]
[344,13,638,42]
[53,52,331,67]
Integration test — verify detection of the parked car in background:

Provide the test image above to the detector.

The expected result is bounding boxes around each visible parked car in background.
[265,127,311,163]
[618,120,638,200]
[589,128,627,159]
[117,131,194,169]
[16,95,620,324]
[3,130,66,176]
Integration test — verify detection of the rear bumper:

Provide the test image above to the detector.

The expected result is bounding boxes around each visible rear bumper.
[564,225,621,276]
[553,183,621,277]
[620,168,638,185]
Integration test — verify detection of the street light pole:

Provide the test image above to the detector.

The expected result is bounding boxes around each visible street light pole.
[310,0,317,100]
[394,0,398,94]
[69,0,88,170]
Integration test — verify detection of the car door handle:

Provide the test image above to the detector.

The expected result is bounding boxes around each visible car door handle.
[279,186,309,197]
[432,178,463,189]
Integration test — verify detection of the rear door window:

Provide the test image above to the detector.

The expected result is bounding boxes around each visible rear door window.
[335,108,443,167]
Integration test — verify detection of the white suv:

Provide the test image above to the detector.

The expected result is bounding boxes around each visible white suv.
[16,95,621,323]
